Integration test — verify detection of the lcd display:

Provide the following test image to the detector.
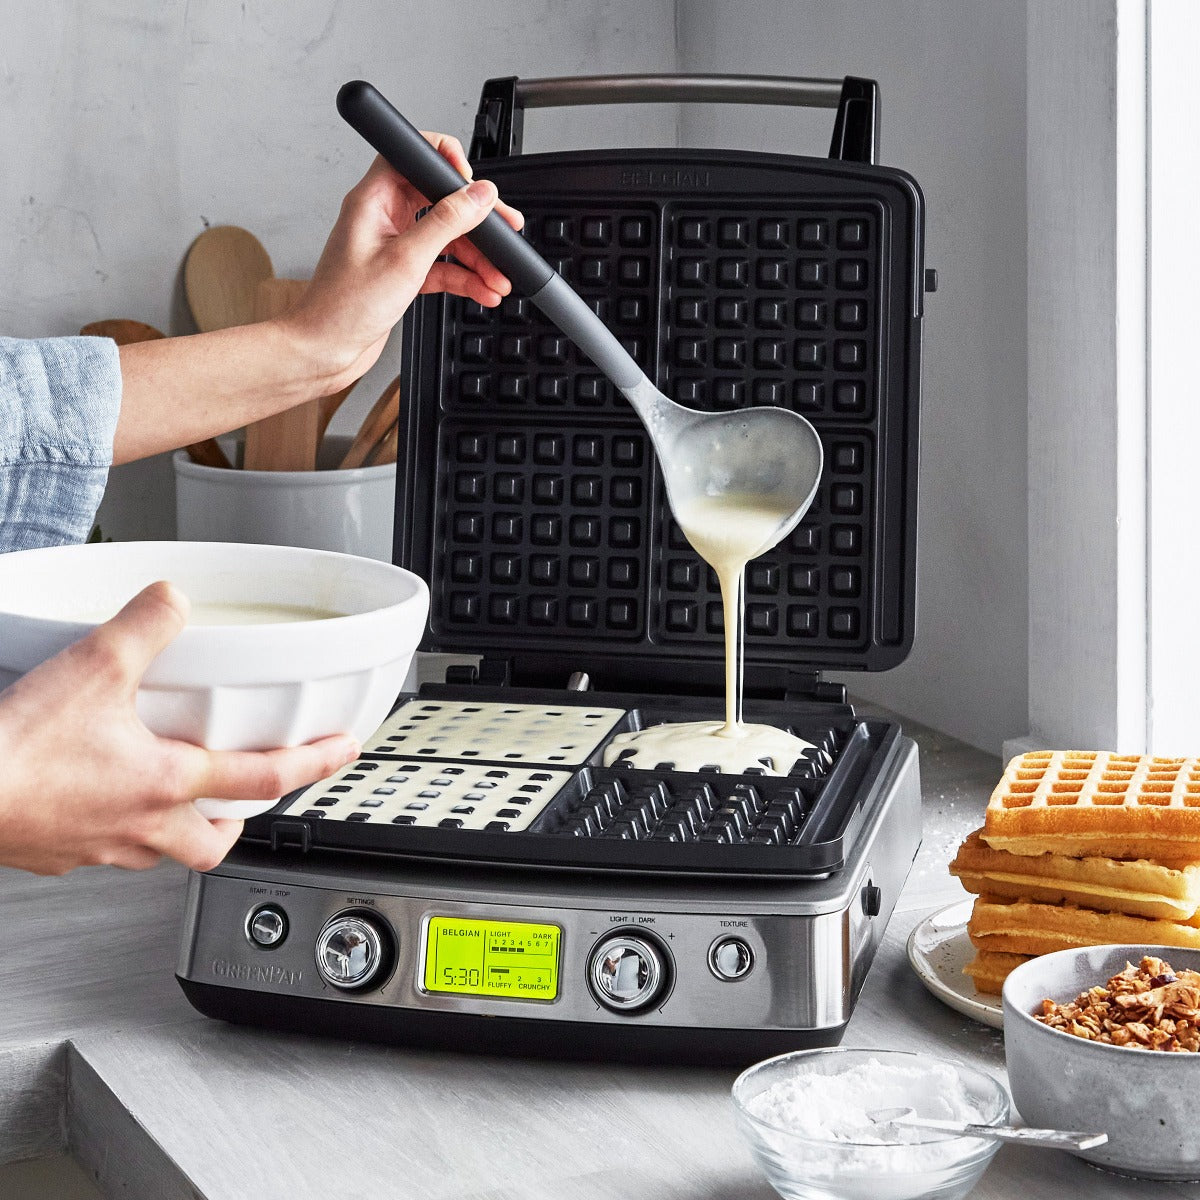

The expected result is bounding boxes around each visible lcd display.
[423,916,561,1000]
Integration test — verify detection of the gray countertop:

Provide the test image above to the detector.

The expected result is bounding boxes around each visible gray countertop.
[3,706,1195,1199]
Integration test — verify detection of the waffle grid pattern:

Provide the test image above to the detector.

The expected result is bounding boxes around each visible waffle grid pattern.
[444,205,660,416]
[545,773,816,845]
[362,700,626,763]
[996,752,1200,811]
[429,190,890,658]
[660,204,880,420]
[655,432,874,647]
[434,423,652,639]
[282,758,571,831]
[278,701,842,844]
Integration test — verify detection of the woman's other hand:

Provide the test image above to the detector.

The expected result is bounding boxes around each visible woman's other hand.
[0,582,358,875]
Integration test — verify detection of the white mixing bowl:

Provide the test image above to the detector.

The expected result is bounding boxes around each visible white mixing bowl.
[0,541,429,819]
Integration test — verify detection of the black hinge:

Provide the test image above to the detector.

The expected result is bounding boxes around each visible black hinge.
[828,76,879,164]
[469,76,524,160]
[269,819,311,853]
[444,657,512,687]
[784,671,847,704]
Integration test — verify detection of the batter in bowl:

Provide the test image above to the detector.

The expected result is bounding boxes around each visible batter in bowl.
[604,491,814,775]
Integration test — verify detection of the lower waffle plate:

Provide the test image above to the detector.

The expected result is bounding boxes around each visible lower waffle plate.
[248,686,903,878]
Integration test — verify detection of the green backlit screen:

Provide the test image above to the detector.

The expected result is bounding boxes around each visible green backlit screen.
[423,916,561,1000]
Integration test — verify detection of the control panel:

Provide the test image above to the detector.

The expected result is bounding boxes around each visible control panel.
[177,863,892,1037]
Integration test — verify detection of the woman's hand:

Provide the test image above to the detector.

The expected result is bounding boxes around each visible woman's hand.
[113,133,524,463]
[284,133,525,390]
[0,582,359,875]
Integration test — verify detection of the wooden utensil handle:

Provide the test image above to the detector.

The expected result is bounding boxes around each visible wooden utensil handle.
[243,279,320,472]
[339,375,400,470]
[186,440,233,469]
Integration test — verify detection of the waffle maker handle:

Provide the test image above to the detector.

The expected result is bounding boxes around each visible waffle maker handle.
[337,80,645,389]
[468,73,879,164]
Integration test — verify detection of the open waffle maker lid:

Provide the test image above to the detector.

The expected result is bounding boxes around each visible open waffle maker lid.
[247,75,929,879]
[396,73,928,694]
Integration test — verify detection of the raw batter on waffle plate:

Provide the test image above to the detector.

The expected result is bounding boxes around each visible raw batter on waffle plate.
[603,491,814,775]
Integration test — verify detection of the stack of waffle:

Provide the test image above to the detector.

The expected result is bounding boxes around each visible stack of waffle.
[950,751,1200,994]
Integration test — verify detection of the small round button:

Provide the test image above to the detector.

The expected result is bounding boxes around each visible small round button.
[246,905,288,949]
[588,935,667,1012]
[315,913,388,990]
[709,937,754,981]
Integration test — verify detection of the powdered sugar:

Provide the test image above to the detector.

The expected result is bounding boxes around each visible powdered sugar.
[738,1055,999,1200]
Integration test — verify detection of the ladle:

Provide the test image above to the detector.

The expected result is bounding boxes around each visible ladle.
[337,80,823,546]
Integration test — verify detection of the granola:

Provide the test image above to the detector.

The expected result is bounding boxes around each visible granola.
[1035,955,1200,1051]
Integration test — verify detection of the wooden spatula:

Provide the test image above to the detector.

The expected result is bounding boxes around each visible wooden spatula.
[81,319,231,469]
[339,374,400,469]
[183,226,273,333]
[181,225,275,469]
[242,279,319,472]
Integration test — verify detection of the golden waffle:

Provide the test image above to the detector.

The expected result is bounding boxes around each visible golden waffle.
[982,751,1200,860]
[966,896,1200,957]
[950,828,1200,921]
[963,950,1030,996]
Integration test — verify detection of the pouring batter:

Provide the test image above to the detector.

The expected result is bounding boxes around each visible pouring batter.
[604,490,815,775]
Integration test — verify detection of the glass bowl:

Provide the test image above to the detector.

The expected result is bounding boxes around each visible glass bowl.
[731,1048,1009,1200]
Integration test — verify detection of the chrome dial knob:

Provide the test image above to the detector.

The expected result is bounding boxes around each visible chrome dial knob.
[246,904,288,948]
[315,913,388,990]
[588,935,666,1012]
[709,936,754,981]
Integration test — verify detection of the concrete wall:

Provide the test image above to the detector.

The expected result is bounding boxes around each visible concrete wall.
[676,1,1028,756]
[0,0,680,536]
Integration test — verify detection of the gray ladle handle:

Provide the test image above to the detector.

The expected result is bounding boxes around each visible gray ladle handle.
[336,80,645,391]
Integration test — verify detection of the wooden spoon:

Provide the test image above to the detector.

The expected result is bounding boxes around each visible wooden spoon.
[339,375,400,469]
[318,380,355,444]
[80,319,231,469]
[366,422,399,467]
[181,225,274,469]
[80,318,163,344]
[243,279,319,471]
[183,226,273,333]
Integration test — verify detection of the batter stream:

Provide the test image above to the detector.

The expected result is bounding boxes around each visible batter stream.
[604,492,814,774]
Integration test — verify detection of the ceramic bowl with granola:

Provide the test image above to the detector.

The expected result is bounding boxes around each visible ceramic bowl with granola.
[1004,944,1200,1179]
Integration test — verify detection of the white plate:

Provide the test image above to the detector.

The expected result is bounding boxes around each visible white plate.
[907,898,1003,1029]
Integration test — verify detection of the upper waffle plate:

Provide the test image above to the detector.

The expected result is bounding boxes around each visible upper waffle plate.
[398,149,924,687]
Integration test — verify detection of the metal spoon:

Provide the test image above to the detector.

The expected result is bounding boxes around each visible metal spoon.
[336,80,823,544]
[867,1106,1108,1152]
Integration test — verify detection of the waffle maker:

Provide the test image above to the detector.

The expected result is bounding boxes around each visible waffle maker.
[178,73,932,1064]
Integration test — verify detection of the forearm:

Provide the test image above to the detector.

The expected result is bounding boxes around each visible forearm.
[112,143,516,467]
[112,320,344,465]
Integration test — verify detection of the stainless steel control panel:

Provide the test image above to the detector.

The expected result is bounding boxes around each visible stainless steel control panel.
[178,739,919,1035]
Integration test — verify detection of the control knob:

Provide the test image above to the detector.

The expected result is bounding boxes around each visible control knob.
[315,912,390,991]
[246,904,288,948]
[588,934,667,1012]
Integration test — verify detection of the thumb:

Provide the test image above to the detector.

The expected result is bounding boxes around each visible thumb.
[402,179,497,266]
[90,580,189,687]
